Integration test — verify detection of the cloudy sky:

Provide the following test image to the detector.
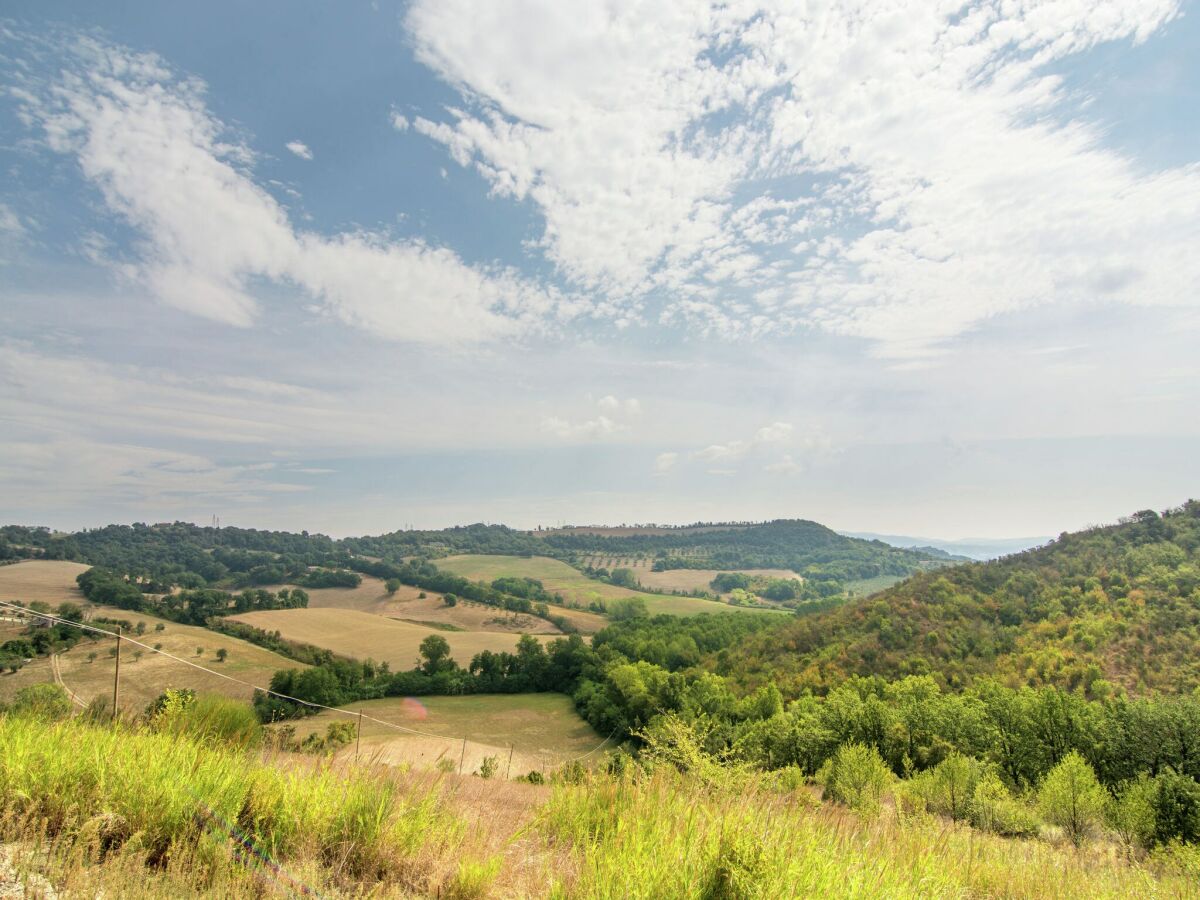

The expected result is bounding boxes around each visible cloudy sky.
[1,1,1197,539]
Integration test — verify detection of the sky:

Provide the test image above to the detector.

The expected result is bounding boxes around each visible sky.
[1,0,1197,540]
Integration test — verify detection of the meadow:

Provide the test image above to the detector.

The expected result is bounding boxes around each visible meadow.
[436,555,779,618]
[284,693,607,777]
[228,607,556,669]
[634,567,804,594]
[0,711,1194,899]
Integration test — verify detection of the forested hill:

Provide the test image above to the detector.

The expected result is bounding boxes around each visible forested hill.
[0,517,953,587]
[718,502,1200,698]
[538,519,956,581]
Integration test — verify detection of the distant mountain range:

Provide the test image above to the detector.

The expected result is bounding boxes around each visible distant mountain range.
[838,532,1051,560]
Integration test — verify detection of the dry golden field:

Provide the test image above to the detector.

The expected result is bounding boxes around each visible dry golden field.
[284,693,606,777]
[0,603,304,713]
[228,607,555,669]
[0,560,91,605]
[264,575,565,634]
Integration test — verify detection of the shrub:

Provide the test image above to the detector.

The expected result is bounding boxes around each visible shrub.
[822,743,891,815]
[913,753,985,821]
[1037,752,1109,846]
[521,770,545,785]
[9,683,73,721]
[969,773,1039,836]
[477,755,499,779]
[325,720,357,749]
[1108,774,1158,850]
[436,757,457,774]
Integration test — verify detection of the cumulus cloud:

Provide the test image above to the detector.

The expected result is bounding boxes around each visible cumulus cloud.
[285,140,313,160]
[542,394,642,441]
[15,36,567,346]
[406,0,1200,357]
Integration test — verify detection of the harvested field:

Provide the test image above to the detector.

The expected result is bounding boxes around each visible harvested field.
[285,693,607,777]
[0,604,304,713]
[265,576,568,634]
[228,607,555,669]
[0,560,90,606]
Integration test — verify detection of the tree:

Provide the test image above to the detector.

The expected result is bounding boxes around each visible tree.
[1037,751,1109,846]
[385,578,401,596]
[195,646,204,657]
[215,648,228,663]
[443,593,458,607]
[10,683,72,721]
[155,623,165,632]
[1108,775,1158,851]
[419,634,453,674]
[1151,772,1200,846]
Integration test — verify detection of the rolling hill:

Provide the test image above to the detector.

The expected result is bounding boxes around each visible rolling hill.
[718,502,1200,697]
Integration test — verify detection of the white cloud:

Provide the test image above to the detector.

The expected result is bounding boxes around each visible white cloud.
[765,454,802,476]
[407,0,1200,357]
[654,451,679,473]
[285,140,313,160]
[694,441,750,463]
[390,111,410,131]
[597,394,620,412]
[17,36,567,346]
[755,422,793,444]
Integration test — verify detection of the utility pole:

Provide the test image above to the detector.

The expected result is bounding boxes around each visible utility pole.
[111,627,122,722]
[355,710,363,763]
[459,738,467,775]
[506,743,514,781]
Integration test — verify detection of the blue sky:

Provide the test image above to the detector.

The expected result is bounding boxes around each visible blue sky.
[1,1,1197,539]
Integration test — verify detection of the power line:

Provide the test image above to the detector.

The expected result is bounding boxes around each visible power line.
[0,599,619,765]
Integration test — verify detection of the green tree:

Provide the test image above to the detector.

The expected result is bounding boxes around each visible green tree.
[1151,772,1200,846]
[215,648,228,663]
[385,578,400,596]
[419,634,453,674]
[1037,751,1109,846]
[10,683,73,721]
[443,593,458,607]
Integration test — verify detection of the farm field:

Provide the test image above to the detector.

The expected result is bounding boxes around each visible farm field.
[228,607,555,669]
[845,573,909,595]
[0,603,304,713]
[634,567,804,594]
[267,575,564,634]
[283,693,606,777]
[0,560,90,605]
[436,555,779,618]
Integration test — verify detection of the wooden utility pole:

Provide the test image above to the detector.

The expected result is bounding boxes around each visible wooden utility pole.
[458,738,467,775]
[505,743,514,781]
[355,710,363,763]
[111,627,122,722]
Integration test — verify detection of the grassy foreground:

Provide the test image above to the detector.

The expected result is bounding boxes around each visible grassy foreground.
[1,712,1197,898]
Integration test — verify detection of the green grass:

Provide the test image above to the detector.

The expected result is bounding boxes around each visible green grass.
[844,573,909,596]
[437,555,784,618]
[0,712,1193,898]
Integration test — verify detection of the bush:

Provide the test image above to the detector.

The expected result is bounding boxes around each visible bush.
[477,755,498,779]
[821,743,891,814]
[8,683,73,721]
[1037,752,1109,846]
[1152,772,1200,847]
[521,770,545,785]
[912,753,985,821]
[969,773,1038,836]
[1109,774,1158,850]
